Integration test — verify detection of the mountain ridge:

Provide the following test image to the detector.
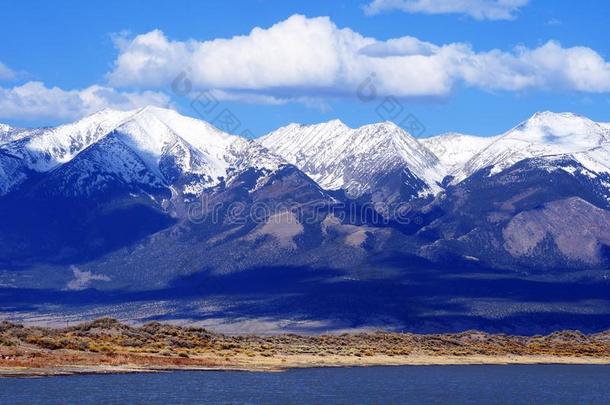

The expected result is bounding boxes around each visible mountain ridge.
[421,132,500,174]
[0,107,288,198]
[260,119,446,202]
[453,111,610,183]
[2,107,610,333]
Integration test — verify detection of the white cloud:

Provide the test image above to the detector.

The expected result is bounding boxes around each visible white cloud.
[0,61,16,81]
[453,41,610,93]
[208,89,331,111]
[109,29,194,89]
[107,15,452,98]
[363,0,529,20]
[105,15,610,103]
[108,16,371,91]
[0,81,171,121]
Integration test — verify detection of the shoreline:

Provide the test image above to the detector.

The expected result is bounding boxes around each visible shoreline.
[2,318,610,378]
[3,354,610,378]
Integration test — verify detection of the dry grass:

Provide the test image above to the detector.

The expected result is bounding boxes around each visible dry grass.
[1,319,609,372]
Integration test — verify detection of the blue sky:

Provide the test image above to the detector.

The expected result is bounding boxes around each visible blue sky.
[0,0,609,137]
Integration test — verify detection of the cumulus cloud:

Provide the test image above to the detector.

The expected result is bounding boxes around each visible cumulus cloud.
[0,61,16,81]
[105,15,610,104]
[0,81,171,121]
[108,16,371,92]
[107,15,450,98]
[457,41,610,92]
[363,0,529,20]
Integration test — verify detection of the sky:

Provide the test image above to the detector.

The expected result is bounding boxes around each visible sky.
[0,0,609,138]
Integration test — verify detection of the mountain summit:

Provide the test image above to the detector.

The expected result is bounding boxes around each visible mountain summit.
[2,108,610,333]
[0,107,285,198]
[421,132,499,174]
[454,111,610,183]
[260,120,445,202]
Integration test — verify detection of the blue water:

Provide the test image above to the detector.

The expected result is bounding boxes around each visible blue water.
[1,365,610,404]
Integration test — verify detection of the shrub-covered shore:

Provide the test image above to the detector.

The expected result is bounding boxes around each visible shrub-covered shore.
[1,318,610,376]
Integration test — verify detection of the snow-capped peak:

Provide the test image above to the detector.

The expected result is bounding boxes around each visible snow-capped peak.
[0,124,14,145]
[453,111,610,183]
[112,106,238,178]
[507,111,609,149]
[137,107,239,164]
[260,119,445,197]
[0,107,286,197]
[0,123,28,145]
[421,132,500,174]
[0,107,240,174]
[322,118,350,129]
[3,108,610,201]
[259,120,354,174]
[2,108,137,171]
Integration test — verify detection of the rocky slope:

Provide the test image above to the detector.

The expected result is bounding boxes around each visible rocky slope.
[260,120,446,201]
[1,108,610,333]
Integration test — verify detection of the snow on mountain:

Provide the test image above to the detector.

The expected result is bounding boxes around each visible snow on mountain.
[0,107,286,197]
[0,123,28,145]
[453,112,610,183]
[0,124,12,142]
[421,132,499,174]
[570,144,610,202]
[126,106,237,172]
[3,108,610,202]
[44,133,168,197]
[224,138,286,187]
[573,143,610,174]
[109,107,290,195]
[0,124,12,146]
[259,120,445,198]
[108,107,241,195]
[1,109,136,172]
[0,126,31,195]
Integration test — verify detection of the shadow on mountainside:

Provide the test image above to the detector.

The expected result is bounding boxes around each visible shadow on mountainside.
[1,264,610,335]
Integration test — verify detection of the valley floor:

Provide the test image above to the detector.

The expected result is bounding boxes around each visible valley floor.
[1,318,610,377]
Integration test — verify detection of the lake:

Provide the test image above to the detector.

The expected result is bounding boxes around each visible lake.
[2,365,610,404]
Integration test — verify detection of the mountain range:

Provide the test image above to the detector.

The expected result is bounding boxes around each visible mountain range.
[1,106,610,334]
